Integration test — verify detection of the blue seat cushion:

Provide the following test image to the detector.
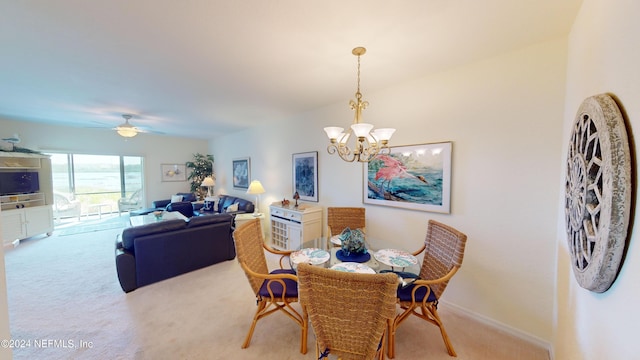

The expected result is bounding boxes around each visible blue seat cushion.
[397,283,438,303]
[258,269,298,298]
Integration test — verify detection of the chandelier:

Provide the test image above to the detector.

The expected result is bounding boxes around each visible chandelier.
[324,47,395,162]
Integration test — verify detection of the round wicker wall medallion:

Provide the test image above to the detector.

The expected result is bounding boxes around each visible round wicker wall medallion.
[565,94,631,293]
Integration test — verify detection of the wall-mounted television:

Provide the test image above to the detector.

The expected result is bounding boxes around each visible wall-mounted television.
[0,171,40,195]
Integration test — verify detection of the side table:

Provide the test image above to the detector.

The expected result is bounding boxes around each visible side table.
[235,213,266,237]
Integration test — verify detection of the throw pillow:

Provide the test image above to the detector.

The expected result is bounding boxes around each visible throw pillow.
[171,195,183,203]
[225,203,239,213]
[203,197,217,212]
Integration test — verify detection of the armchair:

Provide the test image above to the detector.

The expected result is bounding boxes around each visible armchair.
[234,218,307,354]
[297,263,397,360]
[118,189,143,215]
[327,207,366,249]
[53,192,81,221]
[387,220,468,358]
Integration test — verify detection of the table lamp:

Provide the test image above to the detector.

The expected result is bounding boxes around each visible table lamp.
[201,176,215,197]
[246,180,266,217]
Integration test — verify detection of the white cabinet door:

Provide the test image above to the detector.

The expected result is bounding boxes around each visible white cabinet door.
[25,206,53,237]
[1,210,27,246]
[288,222,302,250]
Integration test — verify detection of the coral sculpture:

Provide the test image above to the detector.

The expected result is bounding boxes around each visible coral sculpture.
[338,227,367,256]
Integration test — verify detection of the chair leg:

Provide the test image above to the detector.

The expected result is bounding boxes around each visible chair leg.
[387,316,401,358]
[389,303,458,358]
[242,301,266,348]
[300,314,308,354]
[388,306,413,359]
[378,329,387,360]
[426,306,457,357]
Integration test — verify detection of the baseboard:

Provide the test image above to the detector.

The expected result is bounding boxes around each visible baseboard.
[441,300,553,358]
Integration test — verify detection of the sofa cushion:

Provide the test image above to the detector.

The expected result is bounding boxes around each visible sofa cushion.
[178,192,197,202]
[171,195,183,203]
[225,203,239,212]
[166,201,194,218]
[122,219,186,250]
[218,196,236,212]
[187,213,232,228]
[217,195,254,214]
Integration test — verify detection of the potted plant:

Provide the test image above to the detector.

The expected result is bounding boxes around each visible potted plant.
[186,153,214,200]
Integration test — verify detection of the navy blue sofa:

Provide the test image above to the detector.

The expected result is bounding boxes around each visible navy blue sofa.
[115,213,235,292]
[152,193,254,216]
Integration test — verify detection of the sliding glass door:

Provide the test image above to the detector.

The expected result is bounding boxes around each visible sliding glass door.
[49,153,144,219]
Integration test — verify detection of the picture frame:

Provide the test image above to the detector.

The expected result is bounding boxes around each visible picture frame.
[161,164,187,182]
[292,151,318,202]
[363,142,452,213]
[232,157,251,189]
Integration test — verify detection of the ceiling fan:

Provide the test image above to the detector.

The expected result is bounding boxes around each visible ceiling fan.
[115,114,140,138]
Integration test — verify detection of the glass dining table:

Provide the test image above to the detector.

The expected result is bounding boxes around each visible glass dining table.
[290,238,421,276]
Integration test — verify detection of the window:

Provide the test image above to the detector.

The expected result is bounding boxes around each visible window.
[49,153,144,218]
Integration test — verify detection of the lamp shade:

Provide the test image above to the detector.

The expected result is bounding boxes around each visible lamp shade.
[351,123,374,138]
[246,180,266,195]
[324,127,344,140]
[201,176,215,187]
[372,128,396,141]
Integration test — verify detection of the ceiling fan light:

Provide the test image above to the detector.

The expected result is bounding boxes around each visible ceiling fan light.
[116,125,138,137]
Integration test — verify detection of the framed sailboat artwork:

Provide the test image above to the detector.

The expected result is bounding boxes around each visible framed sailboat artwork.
[363,142,452,213]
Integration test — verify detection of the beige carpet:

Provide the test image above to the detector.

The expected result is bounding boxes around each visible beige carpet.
[4,217,550,359]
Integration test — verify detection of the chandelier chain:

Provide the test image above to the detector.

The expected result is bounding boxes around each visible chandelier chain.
[356,54,361,99]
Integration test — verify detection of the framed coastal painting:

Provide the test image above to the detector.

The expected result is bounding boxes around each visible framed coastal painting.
[292,151,318,202]
[363,142,452,213]
[232,157,250,189]
[161,164,187,182]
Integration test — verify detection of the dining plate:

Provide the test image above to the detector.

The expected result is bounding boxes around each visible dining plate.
[330,262,376,274]
[374,249,418,268]
[290,248,330,265]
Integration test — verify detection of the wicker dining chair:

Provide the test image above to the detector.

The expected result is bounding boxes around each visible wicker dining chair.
[327,207,366,248]
[387,219,467,358]
[297,263,398,360]
[234,218,308,354]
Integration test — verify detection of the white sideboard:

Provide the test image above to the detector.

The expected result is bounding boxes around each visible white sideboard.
[269,203,322,250]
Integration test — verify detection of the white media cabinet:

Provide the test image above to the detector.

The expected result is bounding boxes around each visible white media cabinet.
[0,152,54,247]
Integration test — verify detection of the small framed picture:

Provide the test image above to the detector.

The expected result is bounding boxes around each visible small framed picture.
[161,164,187,182]
[232,157,251,189]
[292,151,318,202]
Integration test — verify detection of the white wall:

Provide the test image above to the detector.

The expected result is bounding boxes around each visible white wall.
[555,0,640,358]
[0,118,209,206]
[211,38,568,345]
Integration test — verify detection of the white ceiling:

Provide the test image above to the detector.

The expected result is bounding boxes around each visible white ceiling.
[0,0,582,140]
